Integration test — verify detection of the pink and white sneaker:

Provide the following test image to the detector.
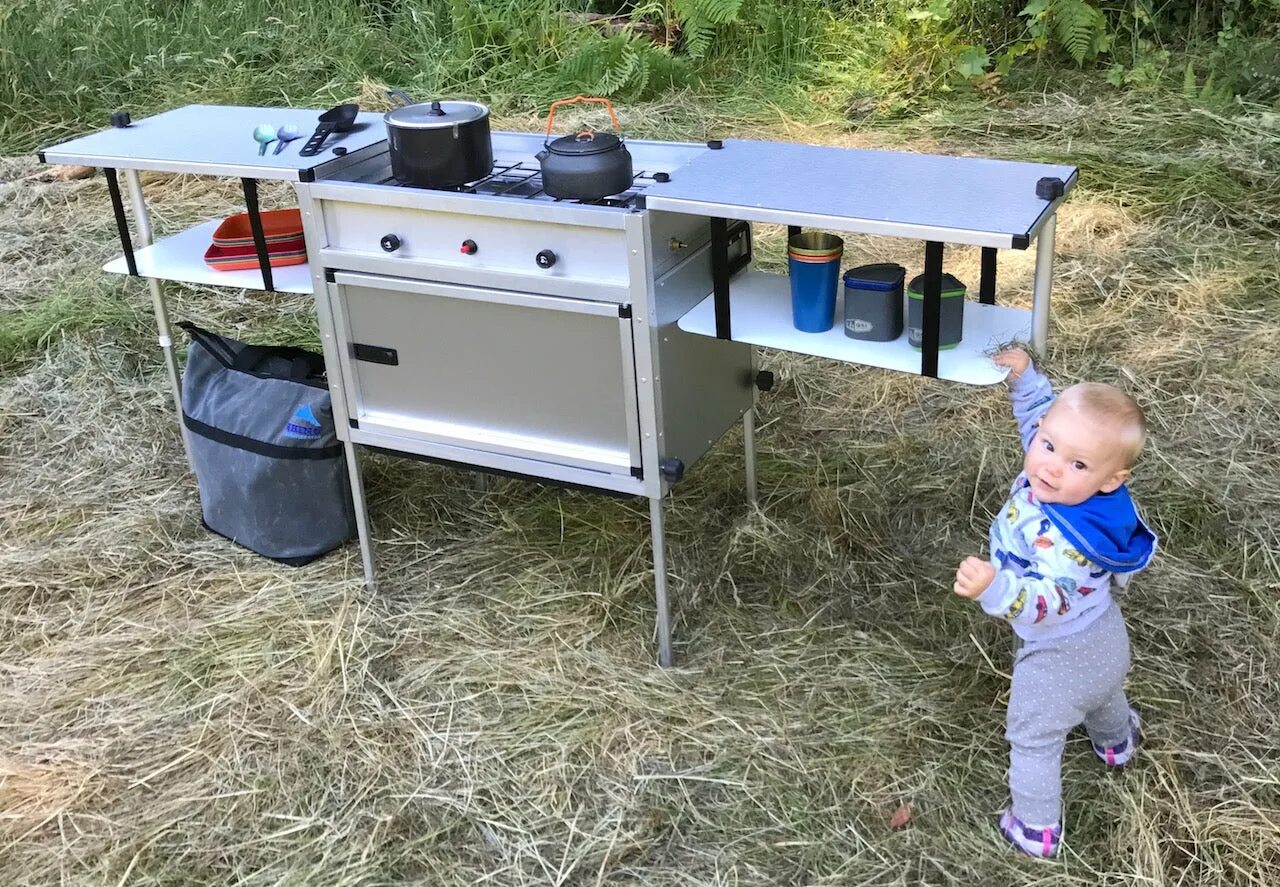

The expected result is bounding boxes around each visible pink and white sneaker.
[1092,707,1142,768]
[998,807,1062,858]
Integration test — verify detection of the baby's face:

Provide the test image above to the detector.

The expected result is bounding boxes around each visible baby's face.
[1024,401,1131,506]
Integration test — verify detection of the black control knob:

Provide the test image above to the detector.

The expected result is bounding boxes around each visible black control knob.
[380,234,401,252]
[659,458,685,483]
[110,110,131,128]
[535,249,558,269]
[755,370,775,392]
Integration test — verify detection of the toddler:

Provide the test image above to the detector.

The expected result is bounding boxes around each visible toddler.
[953,347,1157,858]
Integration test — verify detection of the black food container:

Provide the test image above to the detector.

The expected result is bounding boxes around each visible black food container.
[842,263,905,341]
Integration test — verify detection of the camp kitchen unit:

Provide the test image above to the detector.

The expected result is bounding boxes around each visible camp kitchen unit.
[40,104,1076,666]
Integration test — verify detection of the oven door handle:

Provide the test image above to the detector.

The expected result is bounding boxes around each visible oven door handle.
[352,343,399,365]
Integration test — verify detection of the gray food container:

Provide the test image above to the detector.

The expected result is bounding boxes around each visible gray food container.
[843,263,905,341]
[906,272,966,350]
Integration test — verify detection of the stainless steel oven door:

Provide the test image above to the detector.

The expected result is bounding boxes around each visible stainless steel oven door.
[327,271,642,476]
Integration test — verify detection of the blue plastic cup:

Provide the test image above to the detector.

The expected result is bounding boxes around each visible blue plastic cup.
[788,232,844,332]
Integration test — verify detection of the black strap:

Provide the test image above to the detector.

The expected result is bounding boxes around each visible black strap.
[241,178,275,292]
[104,168,138,276]
[979,247,997,305]
[183,413,341,460]
[920,240,944,378]
[177,321,237,365]
[178,322,326,384]
[232,344,325,381]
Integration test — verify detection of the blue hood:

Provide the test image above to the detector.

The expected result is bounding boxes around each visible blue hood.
[1043,485,1157,574]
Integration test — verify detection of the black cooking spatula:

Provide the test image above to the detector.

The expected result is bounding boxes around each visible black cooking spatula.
[298,103,359,157]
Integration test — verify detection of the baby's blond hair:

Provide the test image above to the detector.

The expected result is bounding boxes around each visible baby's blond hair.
[1058,383,1147,467]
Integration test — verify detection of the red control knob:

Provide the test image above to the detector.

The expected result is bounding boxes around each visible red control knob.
[460,239,478,255]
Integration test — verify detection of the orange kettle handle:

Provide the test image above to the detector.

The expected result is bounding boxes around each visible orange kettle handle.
[544,96,622,138]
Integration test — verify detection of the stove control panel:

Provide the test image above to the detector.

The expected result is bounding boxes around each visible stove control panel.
[318,197,634,302]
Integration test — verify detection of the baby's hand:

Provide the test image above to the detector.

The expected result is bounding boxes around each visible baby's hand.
[992,348,1031,382]
[954,556,996,600]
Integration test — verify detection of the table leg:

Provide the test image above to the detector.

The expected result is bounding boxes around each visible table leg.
[1032,213,1056,353]
[650,495,673,667]
[743,407,758,506]
[344,440,377,590]
[123,169,192,471]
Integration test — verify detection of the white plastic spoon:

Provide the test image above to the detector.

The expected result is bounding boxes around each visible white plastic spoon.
[273,124,300,155]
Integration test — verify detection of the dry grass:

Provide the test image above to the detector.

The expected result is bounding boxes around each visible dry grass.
[2,91,1279,885]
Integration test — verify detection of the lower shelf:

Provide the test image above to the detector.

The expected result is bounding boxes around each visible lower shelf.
[677,271,1030,385]
[103,219,314,295]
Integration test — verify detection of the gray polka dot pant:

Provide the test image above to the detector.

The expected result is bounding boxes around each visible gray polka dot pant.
[1006,603,1133,826]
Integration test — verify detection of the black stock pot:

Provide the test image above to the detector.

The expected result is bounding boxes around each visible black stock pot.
[384,90,493,188]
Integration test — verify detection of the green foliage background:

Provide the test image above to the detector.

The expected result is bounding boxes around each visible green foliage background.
[1,0,1276,152]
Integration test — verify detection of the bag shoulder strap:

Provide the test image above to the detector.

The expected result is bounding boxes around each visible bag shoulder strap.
[177,321,237,366]
[232,344,326,382]
[179,322,325,384]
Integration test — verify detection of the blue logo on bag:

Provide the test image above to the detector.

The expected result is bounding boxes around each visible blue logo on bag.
[283,404,322,440]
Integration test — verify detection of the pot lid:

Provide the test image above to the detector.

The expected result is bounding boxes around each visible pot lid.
[546,130,624,156]
[385,100,489,130]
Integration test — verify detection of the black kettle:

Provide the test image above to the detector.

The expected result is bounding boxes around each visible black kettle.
[536,96,634,201]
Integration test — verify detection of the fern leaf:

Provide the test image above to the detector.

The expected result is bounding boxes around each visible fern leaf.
[1052,0,1105,65]
[695,0,745,25]
[596,43,638,96]
[680,17,715,58]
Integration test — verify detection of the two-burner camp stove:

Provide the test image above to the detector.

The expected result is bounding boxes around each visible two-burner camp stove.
[296,130,759,666]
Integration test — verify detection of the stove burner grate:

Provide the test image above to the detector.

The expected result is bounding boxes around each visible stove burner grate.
[382,161,657,209]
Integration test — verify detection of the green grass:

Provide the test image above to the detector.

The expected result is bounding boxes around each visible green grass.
[4,2,1280,884]
[0,282,139,369]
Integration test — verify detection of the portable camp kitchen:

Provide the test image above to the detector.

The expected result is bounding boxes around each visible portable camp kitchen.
[40,104,1076,666]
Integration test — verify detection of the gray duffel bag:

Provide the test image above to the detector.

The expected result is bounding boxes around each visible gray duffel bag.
[178,322,355,565]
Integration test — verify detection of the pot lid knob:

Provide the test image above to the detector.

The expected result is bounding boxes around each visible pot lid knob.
[428,101,445,116]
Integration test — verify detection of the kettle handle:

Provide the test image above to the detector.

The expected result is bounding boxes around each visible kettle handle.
[544,96,622,140]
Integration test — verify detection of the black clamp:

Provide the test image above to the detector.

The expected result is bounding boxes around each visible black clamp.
[659,458,685,483]
[755,370,775,392]
[1036,177,1065,200]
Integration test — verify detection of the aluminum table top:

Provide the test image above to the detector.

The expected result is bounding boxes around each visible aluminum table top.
[644,139,1077,248]
[39,104,390,181]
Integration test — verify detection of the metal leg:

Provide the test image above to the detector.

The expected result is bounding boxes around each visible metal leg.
[124,169,192,470]
[1031,214,1056,353]
[344,440,377,589]
[743,408,758,505]
[649,495,673,667]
